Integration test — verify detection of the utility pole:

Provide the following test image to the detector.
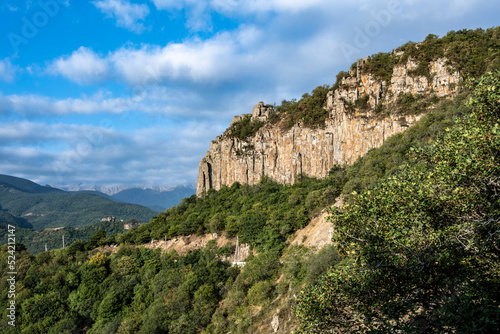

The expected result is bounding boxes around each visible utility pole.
[62,235,65,249]
[45,244,47,252]
[164,235,167,251]
[234,236,239,263]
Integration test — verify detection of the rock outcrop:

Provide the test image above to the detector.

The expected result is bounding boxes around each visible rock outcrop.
[197,54,460,195]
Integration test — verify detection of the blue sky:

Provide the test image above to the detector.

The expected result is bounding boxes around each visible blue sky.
[0,0,498,188]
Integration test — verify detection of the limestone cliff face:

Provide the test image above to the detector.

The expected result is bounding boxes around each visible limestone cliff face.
[197,56,460,195]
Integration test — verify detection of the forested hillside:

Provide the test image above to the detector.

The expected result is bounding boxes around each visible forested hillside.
[0,175,155,230]
[0,175,156,254]
[0,220,129,255]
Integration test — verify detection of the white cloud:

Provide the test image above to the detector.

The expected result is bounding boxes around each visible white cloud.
[0,119,221,187]
[393,0,483,20]
[47,23,338,92]
[1,92,131,115]
[0,87,229,119]
[0,122,101,145]
[46,29,254,86]
[109,32,239,85]
[93,0,150,33]
[152,0,187,10]
[0,58,16,82]
[47,47,110,84]
[155,0,331,15]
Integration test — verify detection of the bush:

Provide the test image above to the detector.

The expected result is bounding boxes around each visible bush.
[277,85,331,129]
[361,52,397,82]
[354,93,370,110]
[247,280,273,306]
[226,115,264,140]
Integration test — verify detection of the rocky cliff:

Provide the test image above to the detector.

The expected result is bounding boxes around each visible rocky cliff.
[197,53,460,195]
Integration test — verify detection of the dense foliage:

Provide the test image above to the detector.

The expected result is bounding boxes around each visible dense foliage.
[401,28,500,78]
[226,115,265,140]
[362,27,500,82]
[295,71,500,333]
[0,233,345,334]
[360,51,397,83]
[0,241,238,333]
[119,172,346,253]
[0,219,129,254]
[275,85,331,129]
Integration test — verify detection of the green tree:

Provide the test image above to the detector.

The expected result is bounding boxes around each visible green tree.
[192,284,218,328]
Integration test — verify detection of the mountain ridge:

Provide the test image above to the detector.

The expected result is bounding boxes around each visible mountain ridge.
[59,184,187,196]
[0,174,156,230]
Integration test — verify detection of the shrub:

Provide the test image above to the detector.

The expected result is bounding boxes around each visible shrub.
[226,115,264,140]
[247,280,273,306]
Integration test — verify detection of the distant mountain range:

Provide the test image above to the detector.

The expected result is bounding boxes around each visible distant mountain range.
[111,186,195,211]
[60,184,196,211]
[0,174,156,230]
[60,184,179,196]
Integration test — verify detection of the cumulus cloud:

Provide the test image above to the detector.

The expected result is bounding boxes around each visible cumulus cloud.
[93,0,150,33]
[46,23,340,96]
[47,47,110,84]
[110,33,240,85]
[46,28,258,86]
